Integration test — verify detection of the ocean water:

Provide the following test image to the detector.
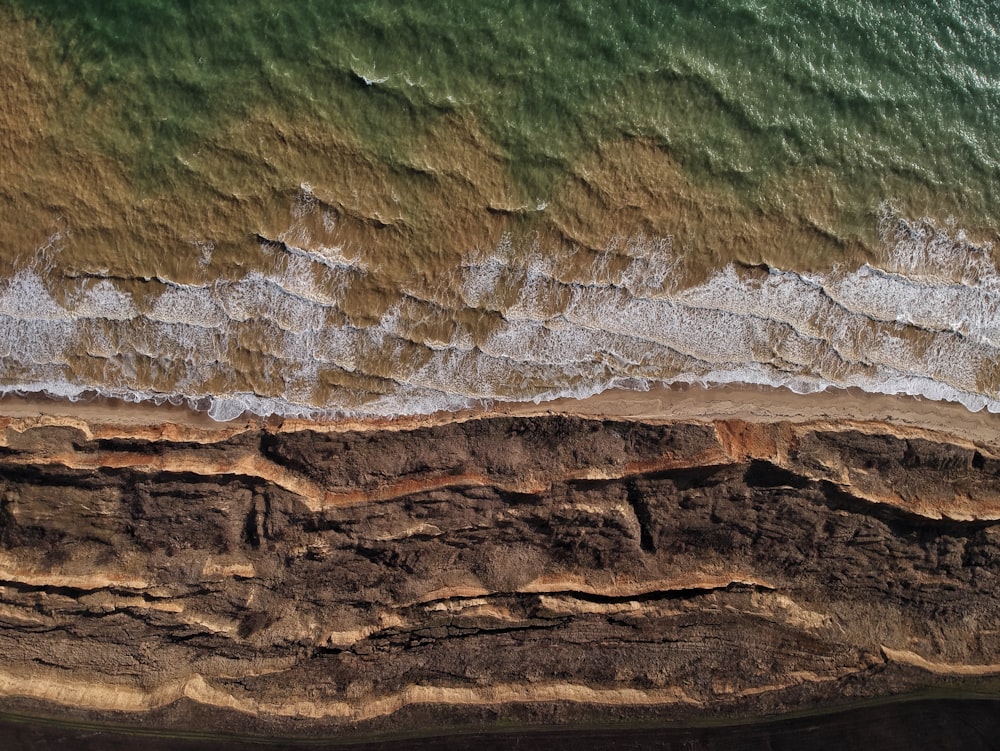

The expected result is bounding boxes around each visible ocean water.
[2,1,1000,419]
[4,698,1000,750]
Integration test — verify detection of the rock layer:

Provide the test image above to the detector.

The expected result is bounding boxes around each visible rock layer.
[0,408,999,736]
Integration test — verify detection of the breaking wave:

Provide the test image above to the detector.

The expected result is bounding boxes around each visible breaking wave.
[1,205,998,421]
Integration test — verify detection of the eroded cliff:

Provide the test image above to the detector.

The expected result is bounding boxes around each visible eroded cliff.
[0,409,999,737]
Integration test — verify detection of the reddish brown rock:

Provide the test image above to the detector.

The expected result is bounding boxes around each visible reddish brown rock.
[0,412,998,737]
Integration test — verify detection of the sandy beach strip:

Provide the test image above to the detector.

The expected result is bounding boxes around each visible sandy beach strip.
[0,384,997,449]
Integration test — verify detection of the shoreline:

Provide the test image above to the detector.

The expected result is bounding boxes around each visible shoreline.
[1,384,998,448]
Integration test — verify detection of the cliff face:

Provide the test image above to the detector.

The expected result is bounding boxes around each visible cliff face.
[0,412,999,735]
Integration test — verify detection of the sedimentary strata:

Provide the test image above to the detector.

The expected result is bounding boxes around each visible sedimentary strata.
[0,406,999,736]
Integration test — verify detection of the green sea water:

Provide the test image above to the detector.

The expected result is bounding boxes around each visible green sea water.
[13,0,1000,222]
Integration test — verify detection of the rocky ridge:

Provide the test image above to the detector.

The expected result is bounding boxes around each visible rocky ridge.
[0,408,999,736]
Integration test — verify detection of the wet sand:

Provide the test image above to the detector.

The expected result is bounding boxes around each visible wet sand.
[3,696,1000,751]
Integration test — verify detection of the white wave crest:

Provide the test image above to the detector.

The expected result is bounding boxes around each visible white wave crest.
[2,207,1000,420]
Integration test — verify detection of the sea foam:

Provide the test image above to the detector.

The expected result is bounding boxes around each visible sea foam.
[1,208,999,420]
